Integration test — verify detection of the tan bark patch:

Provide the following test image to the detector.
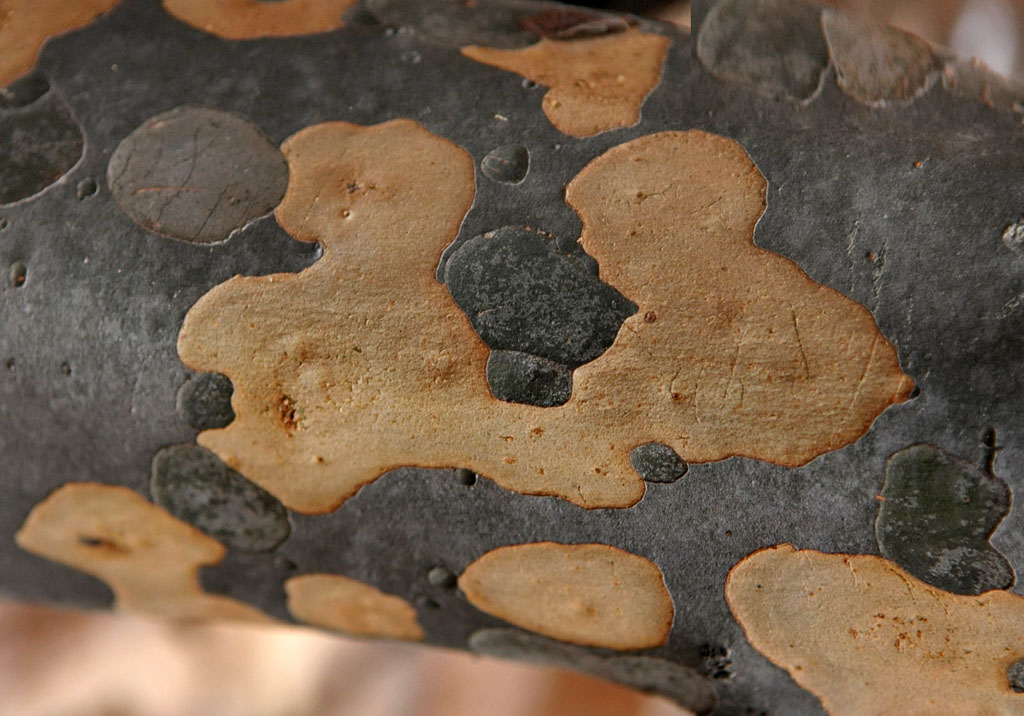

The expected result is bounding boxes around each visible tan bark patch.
[461,30,671,137]
[0,0,120,88]
[15,483,272,624]
[177,122,911,514]
[458,542,673,650]
[285,573,424,641]
[725,545,1024,715]
[163,0,355,40]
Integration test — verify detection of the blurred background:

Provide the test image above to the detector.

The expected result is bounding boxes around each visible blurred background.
[0,603,691,716]
[4,2,1023,716]
[640,0,1024,80]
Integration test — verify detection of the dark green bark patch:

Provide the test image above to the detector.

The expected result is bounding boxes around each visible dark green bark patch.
[176,372,236,431]
[151,444,290,552]
[630,443,688,484]
[875,444,1013,595]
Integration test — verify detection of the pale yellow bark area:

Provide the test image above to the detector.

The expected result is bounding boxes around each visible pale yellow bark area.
[0,0,120,88]
[15,483,272,624]
[163,0,354,40]
[286,574,424,641]
[462,30,671,137]
[726,545,1024,715]
[459,543,673,650]
[178,121,912,514]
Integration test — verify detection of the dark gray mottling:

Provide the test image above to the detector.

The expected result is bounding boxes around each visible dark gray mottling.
[698,643,734,681]
[630,443,688,484]
[151,444,290,552]
[469,629,719,715]
[0,76,83,205]
[107,106,288,244]
[697,0,829,101]
[875,444,1014,595]
[176,372,235,431]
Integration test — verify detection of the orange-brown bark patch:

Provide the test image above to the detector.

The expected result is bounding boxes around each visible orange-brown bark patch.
[462,30,671,137]
[16,483,272,624]
[163,0,355,40]
[0,0,120,88]
[726,545,1024,715]
[286,573,424,641]
[459,542,673,650]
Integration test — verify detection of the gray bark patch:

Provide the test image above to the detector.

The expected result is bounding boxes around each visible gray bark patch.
[469,628,718,715]
[1009,659,1024,693]
[444,225,633,364]
[630,443,688,484]
[480,144,529,184]
[822,10,938,106]
[444,225,635,406]
[696,0,829,101]
[107,106,288,244]
[151,443,290,552]
[485,350,572,406]
[0,74,84,206]
[875,444,1013,595]
[365,0,566,48]
[176,372,236,431]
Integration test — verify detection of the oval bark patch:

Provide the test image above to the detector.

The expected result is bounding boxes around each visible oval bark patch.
[458,542,674,650]
[108,106,288,244]
[286,573,424,641]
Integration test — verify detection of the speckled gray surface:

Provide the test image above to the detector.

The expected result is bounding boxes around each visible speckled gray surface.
[2,0,1024,714]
